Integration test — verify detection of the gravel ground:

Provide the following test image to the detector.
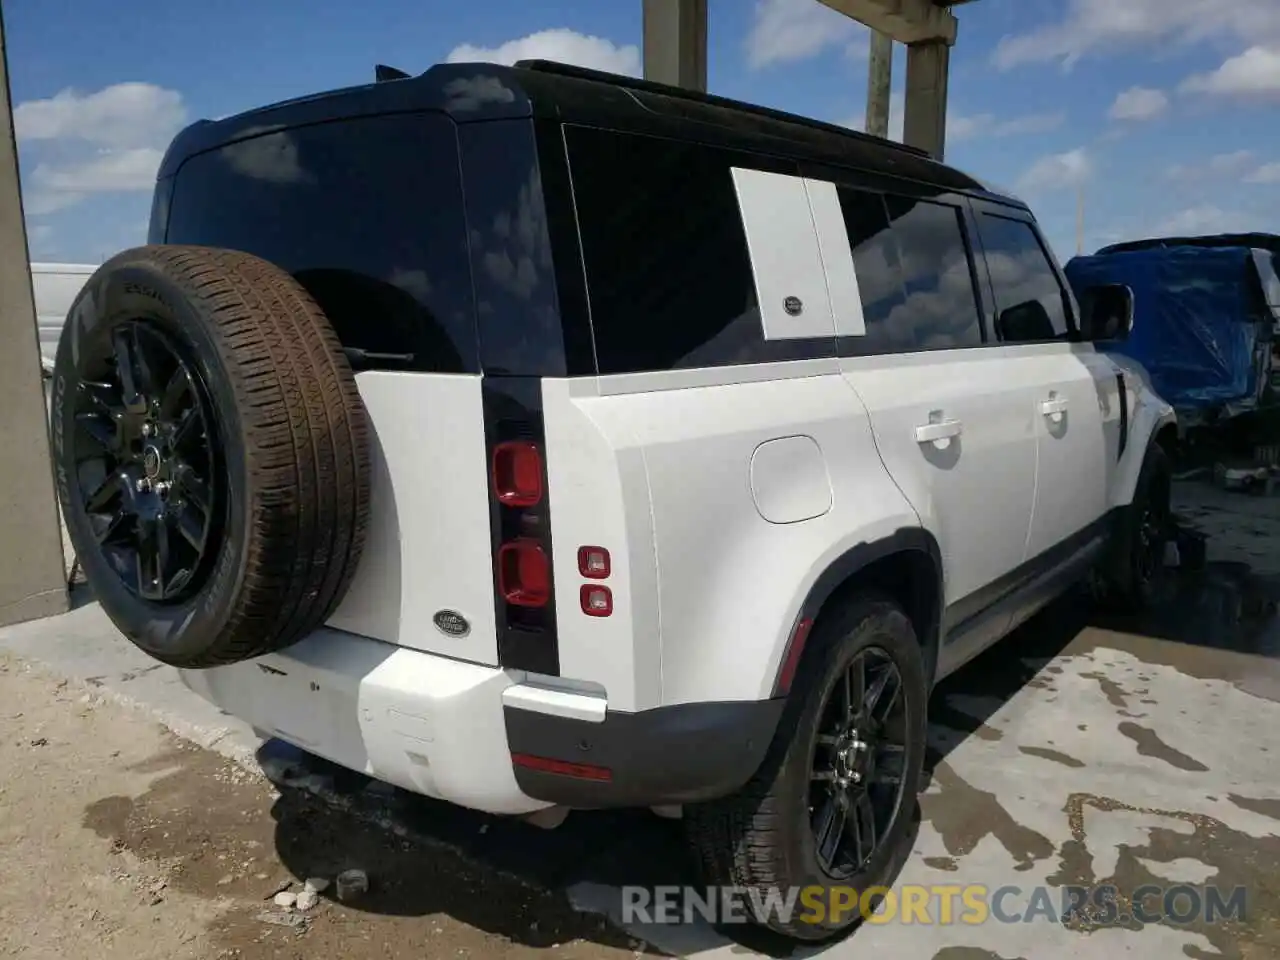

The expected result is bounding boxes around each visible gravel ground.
[0,651,642,960]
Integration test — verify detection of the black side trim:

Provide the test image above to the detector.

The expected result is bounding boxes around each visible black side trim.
[937,509,1118,679]
[505,699,785,808]
[770,527,944,694]
[1117,373,1129,461]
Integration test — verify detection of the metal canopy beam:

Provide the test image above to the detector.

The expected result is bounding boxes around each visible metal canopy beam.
[816,0,957,45]
[643,0,708,91]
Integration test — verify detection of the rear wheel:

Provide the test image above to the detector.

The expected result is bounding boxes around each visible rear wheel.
[684,594,927,941]
[52,245,372,667]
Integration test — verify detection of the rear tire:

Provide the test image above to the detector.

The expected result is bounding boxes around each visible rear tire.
[52,245,372,668]
[683,594,927,941]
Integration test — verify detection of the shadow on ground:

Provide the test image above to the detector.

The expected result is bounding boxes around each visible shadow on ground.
[260,554,1280,957]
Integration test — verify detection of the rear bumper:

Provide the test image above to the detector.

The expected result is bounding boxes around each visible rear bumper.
[505,699,784,808]
[178,628,783,815]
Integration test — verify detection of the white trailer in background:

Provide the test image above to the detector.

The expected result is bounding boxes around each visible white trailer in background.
[31,262,97,375]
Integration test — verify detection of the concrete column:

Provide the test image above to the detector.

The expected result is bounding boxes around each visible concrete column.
[865,30,893,138]
[0,4,69,627]
[903,39,949,160]
[643,0,708,91]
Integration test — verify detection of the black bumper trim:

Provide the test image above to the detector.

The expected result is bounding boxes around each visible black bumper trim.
[504,698,786,808]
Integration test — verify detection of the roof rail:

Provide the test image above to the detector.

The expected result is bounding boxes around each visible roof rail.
[512,58,932,159]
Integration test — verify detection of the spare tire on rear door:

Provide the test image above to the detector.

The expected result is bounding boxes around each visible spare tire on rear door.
[51,245,372,668]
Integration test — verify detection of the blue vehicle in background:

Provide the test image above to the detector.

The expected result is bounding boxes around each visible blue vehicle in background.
[1066,234,1280,433]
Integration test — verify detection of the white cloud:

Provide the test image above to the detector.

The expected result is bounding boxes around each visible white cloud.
[992,0,1280,70]
[446,28,640,76]
[948,110,1065,141]
[1150,204,1272,236]
[1108,86,1168,122]
[15,82,184,218]
[30,148,163,194]
[1166,150,1257,181]
[746,0,868,69]
[1181,46,1280,100]
[14,82,185,148]
[1247,163,1280,184]
[1016,148,1092,194]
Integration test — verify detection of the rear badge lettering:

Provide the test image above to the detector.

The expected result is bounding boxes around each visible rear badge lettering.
[433,609,471,639]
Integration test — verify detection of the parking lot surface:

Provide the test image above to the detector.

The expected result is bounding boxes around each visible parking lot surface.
[1,478,1277,959]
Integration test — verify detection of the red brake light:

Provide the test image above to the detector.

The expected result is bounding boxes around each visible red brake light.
[498,539,550,607]
[492,441,543,507]
[512,753,612,781]
[578,546,610,579]
[580,584,612,617]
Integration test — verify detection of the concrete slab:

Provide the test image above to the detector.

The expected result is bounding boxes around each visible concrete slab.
[2,477,1277,959]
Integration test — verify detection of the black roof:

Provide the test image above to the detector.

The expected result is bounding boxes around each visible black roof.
[157,59,1017,206]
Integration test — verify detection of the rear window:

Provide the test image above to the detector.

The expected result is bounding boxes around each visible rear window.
[162,113,480,373]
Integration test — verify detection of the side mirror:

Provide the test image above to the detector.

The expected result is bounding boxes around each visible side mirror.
[1078,283,1133,342]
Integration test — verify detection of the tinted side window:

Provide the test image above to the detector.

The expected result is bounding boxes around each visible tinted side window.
[835,188,905,353]
[164,113,479,373]
[976,213,1071,343]
[881,195,984,351]
[564,126,829,374]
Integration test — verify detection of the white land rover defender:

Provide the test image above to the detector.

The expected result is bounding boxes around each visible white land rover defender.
[52,60,1176,940]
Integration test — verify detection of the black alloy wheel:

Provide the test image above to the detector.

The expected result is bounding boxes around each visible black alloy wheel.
[70,319,224,603]
[1132,480,1170,594]
[808,646,909,879]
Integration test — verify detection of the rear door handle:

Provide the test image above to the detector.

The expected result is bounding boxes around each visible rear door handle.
[914,418,963,444]
[1041,395,1069,420]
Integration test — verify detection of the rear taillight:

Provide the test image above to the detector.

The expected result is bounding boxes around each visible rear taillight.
[580,584,612,617]
[492,441,543,507]
[578,546,610,578]
[483,388,560,675]
[499,539,551,607]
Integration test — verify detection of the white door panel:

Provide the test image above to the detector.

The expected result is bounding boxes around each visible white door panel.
[840,349,1037,607]
[1021,344,1115,558]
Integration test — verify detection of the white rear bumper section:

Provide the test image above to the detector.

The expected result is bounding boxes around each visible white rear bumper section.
[178,627,606,815]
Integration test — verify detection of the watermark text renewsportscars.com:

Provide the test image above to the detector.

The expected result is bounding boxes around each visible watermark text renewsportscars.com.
[621,883,1248,927]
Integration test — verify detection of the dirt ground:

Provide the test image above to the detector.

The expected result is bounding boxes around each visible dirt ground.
[0,652,641,960]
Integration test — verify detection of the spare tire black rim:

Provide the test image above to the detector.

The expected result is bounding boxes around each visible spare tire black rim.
[809,646,909,881]
[71,320,224,603]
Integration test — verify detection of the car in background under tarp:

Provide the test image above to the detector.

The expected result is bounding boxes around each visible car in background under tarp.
[1065,239,1280,428]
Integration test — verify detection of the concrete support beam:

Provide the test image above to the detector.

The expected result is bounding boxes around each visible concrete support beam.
[817,0,956,45]
[0,5,69,627]
[865,30,893,138]
[643,0,708,91]
[903,39,949,160]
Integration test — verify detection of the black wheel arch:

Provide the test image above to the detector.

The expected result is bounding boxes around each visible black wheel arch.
[771,527,944,697]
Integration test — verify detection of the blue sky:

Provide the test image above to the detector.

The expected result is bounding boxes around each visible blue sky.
[7,0,1280,265]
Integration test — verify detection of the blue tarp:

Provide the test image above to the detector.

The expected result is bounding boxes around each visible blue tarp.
[1065,246,1264,410]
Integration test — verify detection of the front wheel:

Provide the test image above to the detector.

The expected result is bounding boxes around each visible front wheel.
[683,594,928,941]
[1098,443,1173,612]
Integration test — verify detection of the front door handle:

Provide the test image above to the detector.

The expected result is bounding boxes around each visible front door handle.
[1041,394,1069,422]
[914,418,963,444]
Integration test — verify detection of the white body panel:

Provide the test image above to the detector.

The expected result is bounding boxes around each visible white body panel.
[326,372,499,665]
[560,360,920,706]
